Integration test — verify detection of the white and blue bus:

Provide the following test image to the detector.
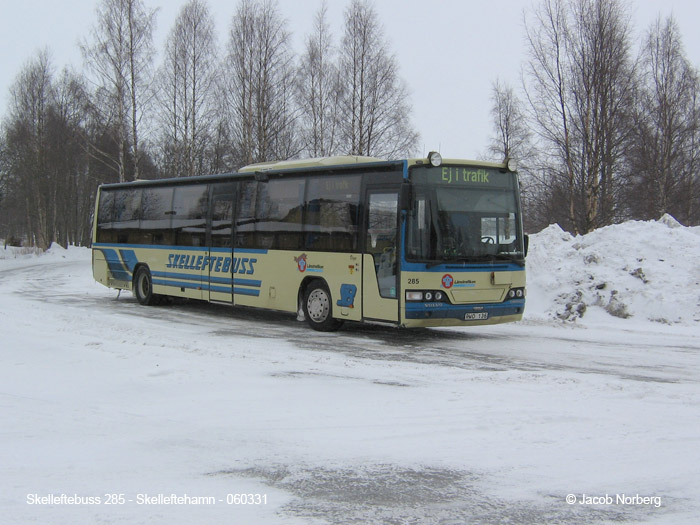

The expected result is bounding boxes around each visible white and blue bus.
[92,154,527,330]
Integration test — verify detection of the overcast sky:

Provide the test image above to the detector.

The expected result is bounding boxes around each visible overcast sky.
[1,0,699,161]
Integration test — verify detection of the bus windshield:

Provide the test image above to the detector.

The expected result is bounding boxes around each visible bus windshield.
[406,166,525,264]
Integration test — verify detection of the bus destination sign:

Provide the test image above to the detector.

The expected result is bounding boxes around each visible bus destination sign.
[411,166,512,189]
[440,167,490,184]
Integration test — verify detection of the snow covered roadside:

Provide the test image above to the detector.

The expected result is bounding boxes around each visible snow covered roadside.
[1,221,699,524]
[526,214,700,326]
[0,242,80,266]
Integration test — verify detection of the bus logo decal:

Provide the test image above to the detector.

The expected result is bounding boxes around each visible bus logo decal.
[442,274,454,289]
[294,253,308,272]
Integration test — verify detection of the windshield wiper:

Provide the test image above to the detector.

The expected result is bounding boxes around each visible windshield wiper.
[418,253,524,268]
[444,254,525,265]
[441,254,492,264]
[493,253,526,266]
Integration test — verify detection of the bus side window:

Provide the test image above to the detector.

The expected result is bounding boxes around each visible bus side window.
[304,175,361,252]
[255,179,305,250]
[96,190,115,243]
[141,187,174,245]
[114,188,142,244]
[172,185,208,247]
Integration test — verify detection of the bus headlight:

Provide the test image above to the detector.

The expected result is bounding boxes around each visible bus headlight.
[428,151,442,167]
[406,290,450,303]
[406,291,423,301]
[506,287,525,300]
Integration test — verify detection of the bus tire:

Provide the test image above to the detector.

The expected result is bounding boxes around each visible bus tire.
[303,280,343,332]
[133,266,159,306]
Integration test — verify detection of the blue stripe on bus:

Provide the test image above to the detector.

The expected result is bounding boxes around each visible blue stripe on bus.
[152,279,201,290]
[98,248,131,281]
[152,278,260,297]
[152,270,201,281]
[152,271,261,288]
[209,285,232,294]
[119,249,139,272]
[229,287,260,296]
[233,278,262,287]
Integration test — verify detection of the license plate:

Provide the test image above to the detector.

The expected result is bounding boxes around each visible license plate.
[464,312,488,321]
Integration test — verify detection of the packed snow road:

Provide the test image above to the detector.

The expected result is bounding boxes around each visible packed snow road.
[1,248,699,524]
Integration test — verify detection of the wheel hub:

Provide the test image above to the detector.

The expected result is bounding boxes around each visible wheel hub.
[307,289,329,322]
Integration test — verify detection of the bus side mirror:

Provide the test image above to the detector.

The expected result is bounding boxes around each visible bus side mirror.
[524,234,529,257]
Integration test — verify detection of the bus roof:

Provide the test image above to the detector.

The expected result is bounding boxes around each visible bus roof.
[238,155,383,172]
[99,155,511,190]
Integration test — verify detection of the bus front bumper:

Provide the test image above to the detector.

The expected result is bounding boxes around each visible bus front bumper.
[402,300,525,327]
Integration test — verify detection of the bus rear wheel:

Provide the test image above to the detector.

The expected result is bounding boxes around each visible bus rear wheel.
[303,281,343,332]
[133,266,159,306]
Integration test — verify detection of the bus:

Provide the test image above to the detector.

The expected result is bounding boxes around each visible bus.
[92,153,527,331]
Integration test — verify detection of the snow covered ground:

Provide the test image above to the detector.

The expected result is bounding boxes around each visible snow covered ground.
[1,217,699,524]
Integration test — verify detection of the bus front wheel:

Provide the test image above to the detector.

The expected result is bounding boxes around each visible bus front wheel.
[303,281,343,332]
[133,266,159,306]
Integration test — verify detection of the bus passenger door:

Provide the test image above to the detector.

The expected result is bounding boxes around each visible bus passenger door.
[208,194,235,303]
[362,190,399,322]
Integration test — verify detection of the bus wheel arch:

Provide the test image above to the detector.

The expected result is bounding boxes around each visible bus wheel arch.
[300,278,343,332]
[133,264,159,306]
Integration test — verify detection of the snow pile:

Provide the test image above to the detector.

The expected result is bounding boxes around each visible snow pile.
[526,215,700,325]
[0,243,43,259]
[0,242,89,269]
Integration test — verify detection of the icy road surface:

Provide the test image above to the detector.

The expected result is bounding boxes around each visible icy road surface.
[1,249,699,524]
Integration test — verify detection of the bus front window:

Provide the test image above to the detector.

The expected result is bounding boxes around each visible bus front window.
[407,186,524,263]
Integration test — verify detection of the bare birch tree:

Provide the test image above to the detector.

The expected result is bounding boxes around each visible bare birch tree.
[157,0,218,178]
[3,51,56,248]
[1,52,96,248]
[523,0,577,230]
[82,0,156,182]
[339,0,417,158]
[487,78,542,231]
[296,1,342,157]
[488,79,534,163]
[223,0,298,166]
[626,15,700,223]
[524,0,635,233]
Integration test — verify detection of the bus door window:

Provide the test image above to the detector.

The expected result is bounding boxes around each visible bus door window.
[235,181,257,249]
[210,196,234,248]
[366,192,398,298]
[208,194,235,301]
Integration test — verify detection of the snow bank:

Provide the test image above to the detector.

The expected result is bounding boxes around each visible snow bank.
[0,242,89,269]
[526,216,700,326]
